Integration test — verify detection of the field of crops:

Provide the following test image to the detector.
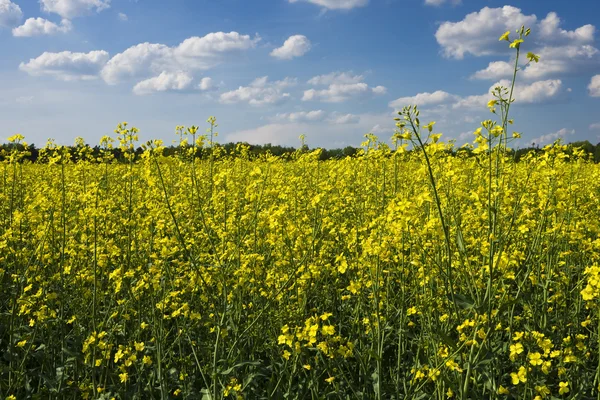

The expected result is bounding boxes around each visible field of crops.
[1,125,600,399]
[2,28,600,400]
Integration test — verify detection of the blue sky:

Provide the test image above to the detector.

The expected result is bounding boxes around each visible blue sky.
[1,0,599,148]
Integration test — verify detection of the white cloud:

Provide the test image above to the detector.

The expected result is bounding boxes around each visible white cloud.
[589,122,600,130]
[440,6,599,83]
[390,79,562,113]
[389,90,456,109]
[19,50,110,81]
[40,0,110,19]
[12,17,72,36]
[117,12,127,21]
[198,77,216,91]
[308,71,363,85]
[304,71,384,102]
[372,85,387,95]
[0,0,22,28]
[473,45,600,81]
[272,110,359,124]
[503,79,562,103]
[520,45,599,80]
[303,83,369,102]
[288,0,368,10]
[329,113,359,124]
[424,0,461,6]
[273,110,327,123]
[101,32,260,84]
[270,35,311,60]
[452,94,488,109]
[538,12,595,45]
[471,61,514,80]
[435,6,537,59]
[132,71,193,95]
[589,75,600,97]
[220,76,295,106]
[100,43,172,84]
[530,128,575,146]
[454,79,562,108]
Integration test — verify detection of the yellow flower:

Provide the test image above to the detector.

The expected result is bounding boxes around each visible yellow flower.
[325,376,335,384]
[526,52,540,63]
[497,385,509,394]
[510,366,527,385]
[303,364,311,370]
[528,352,543,366]
[16,340,27,348]
[499,31,510,41]
[535,385,550,397]
[509,342,523,361]
[558,381,569,395]
[119,372,128,383]
[509,39,524,48]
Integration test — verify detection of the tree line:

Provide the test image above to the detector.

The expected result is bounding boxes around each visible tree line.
[1,140,600,163]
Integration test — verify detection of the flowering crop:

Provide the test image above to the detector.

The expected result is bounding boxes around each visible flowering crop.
[2,27,600,399]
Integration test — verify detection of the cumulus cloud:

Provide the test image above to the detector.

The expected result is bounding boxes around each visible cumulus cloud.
[132,71,193,95]
[589,122,600,131]
[0,0,23,28]
[303,83,368,102]
[308,71,363,85]
[117,12,127,21]
[220,76,295,106]
[273,110,327,123]
[198,77,216,91]
[40,0,110,19]
[270,35,311,60]
[288,0,368,10]
[530,128,575,146]
[101,32,260,84]
[435,6,537,59]
[455,79,562,108]
[501,78,562,103]
[329,113,359,124]
[19,50,110,81]
[272,110,360,124]
[472,45,600,81]
[589,75,600,97]
[538,12,595,45]
[471,61,514,80]
[520,45,599,80]
[303,71,385,102]
[442,6,598,83]
[12,17,72,36]
[390,79,562,113]
[389,90,456,109]
[100,43,172,84]
[372,85,387,95]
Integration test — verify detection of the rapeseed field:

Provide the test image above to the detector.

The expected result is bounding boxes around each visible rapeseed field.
[2,27,600,400]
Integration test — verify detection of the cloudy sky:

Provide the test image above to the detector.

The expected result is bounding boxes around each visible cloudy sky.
[1,0,599,148]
